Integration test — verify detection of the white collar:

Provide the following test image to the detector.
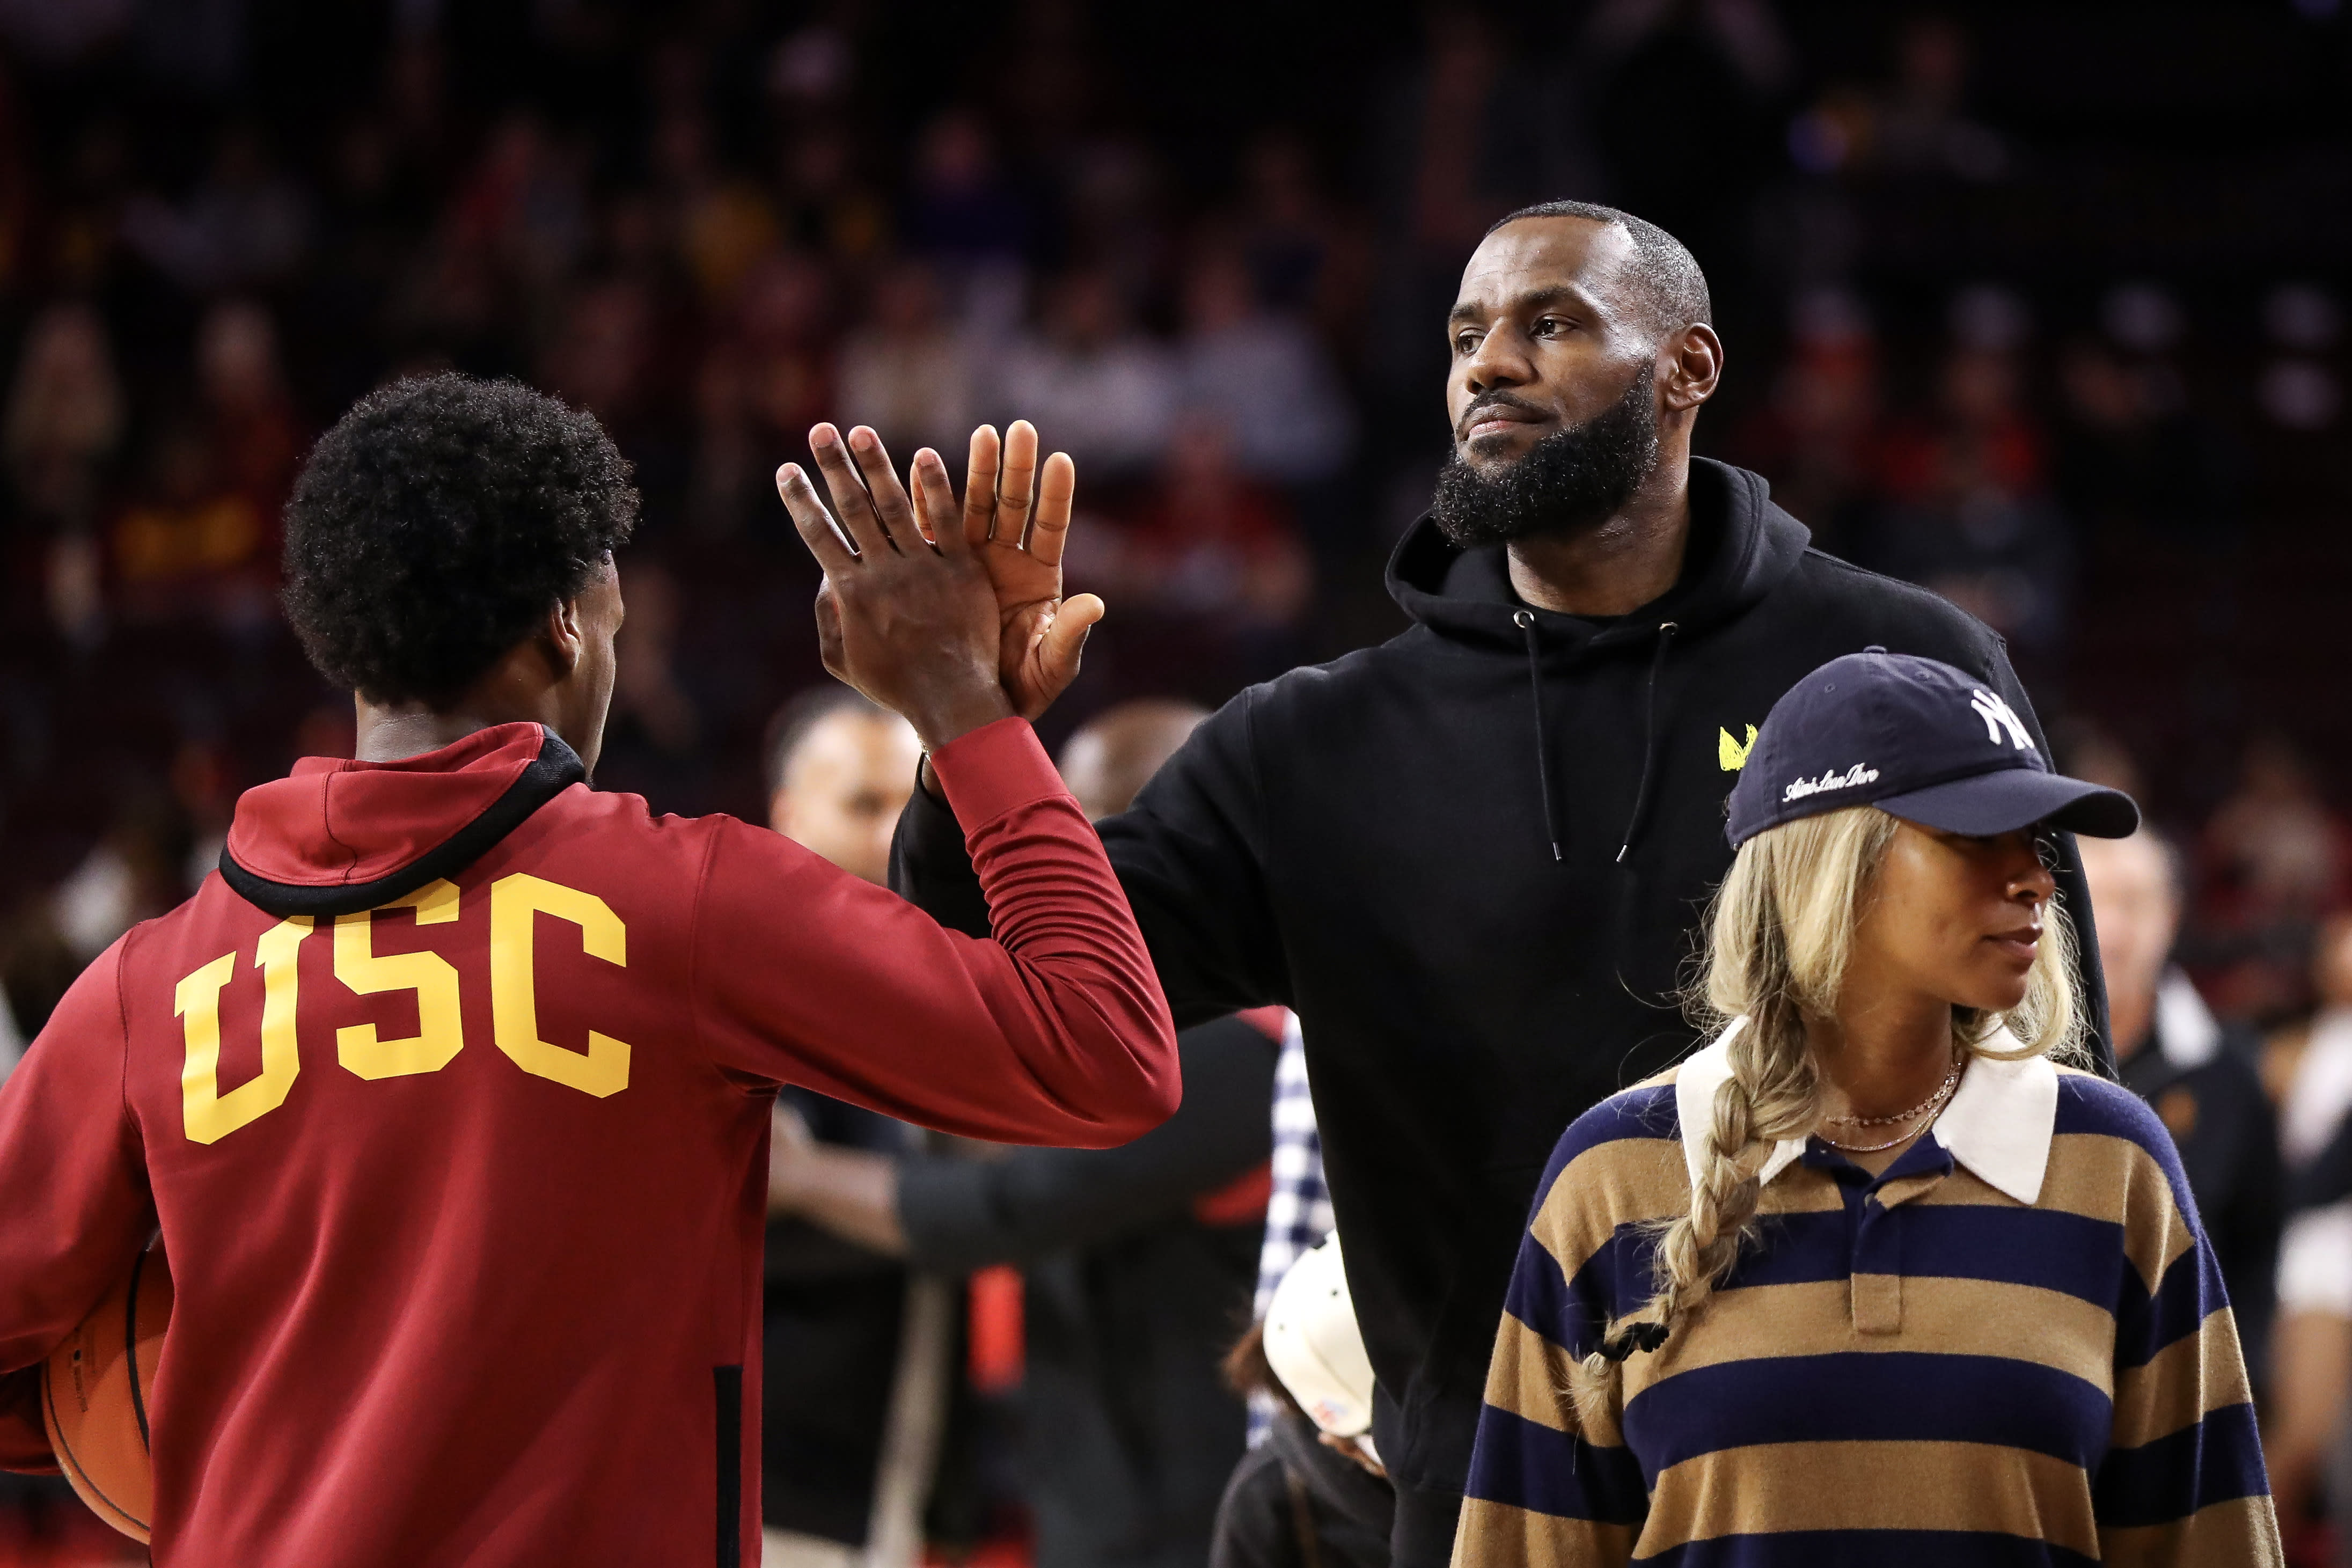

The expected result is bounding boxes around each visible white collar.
[2153,969,2222,1070]
[1673,1017,2061,1205]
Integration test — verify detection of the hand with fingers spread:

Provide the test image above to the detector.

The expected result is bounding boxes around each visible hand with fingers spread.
[776,423,1016,753]
[950,420,1104,721]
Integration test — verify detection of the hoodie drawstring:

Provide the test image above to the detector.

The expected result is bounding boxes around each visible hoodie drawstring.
[1615,622,1678,864]
[1514,609,1564,863]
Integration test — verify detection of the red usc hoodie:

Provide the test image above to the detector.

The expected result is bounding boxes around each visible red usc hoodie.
[0,716,1176,1566]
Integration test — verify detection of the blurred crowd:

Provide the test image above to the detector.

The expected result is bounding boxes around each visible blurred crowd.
[0,0,2345,1564]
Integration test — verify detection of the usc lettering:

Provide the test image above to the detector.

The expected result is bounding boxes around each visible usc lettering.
[174,875,631,1142]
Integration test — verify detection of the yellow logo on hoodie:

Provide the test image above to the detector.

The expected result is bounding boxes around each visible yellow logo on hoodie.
[1719,725,1758,772]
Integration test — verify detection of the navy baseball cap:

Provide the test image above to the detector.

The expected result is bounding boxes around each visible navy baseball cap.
[1726,649,2140,848]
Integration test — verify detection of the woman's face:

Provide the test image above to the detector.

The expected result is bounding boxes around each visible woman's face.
[1854,820,2054,1014]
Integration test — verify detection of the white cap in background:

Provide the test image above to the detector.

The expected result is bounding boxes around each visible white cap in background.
[1263,1233,1378,1462]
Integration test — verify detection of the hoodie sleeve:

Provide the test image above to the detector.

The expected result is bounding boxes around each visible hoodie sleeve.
[693,717,1179,1148]
[894,1013,1276,1273]
[891,690,1288,1028]
[0,939,155,1470]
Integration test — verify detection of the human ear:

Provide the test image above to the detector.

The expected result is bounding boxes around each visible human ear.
[541,597,585,680]
[1662,324,1725,413]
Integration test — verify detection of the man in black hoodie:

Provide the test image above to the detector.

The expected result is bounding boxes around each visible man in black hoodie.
[885,201,2108,1568]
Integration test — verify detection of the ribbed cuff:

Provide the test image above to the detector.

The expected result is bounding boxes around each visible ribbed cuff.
[926,717,1069,832]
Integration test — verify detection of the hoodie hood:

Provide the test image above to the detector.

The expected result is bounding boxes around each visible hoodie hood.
[1383,458,1815,863]
[1384,457,1812,654]
[220,723,585,918]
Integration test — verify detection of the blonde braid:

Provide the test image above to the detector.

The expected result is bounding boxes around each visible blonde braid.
[1565,807,1889,1430]
[1564,805,2087,1433]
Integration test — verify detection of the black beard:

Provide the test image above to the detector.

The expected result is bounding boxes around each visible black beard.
[1429,368,1661,549]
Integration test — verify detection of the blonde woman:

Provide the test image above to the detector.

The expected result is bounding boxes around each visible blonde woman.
[1456,650,2281,1566]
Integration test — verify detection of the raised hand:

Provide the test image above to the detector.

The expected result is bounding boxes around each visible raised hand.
[937,421,1104,721]
[776,424,1015,753]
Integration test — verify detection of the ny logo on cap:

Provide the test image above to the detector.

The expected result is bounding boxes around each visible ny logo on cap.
[1969,689,2035,751]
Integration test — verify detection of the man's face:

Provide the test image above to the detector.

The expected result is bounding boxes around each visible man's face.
[768,710,924,885]
[1445,217,1659,472]
[560,558,624,775]
[1434,218,1665,545]
[2078,833,2179,1018]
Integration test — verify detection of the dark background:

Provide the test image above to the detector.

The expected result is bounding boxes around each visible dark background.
[0,0,2346,1057]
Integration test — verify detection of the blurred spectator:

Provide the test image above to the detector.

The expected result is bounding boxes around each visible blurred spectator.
[2197,735,2352,1023]
[0,895,76,1059]
[1212,1237,1392,1568]
[109,419,274,634]
[49,793,194,964]
[692,249,837,534]
[120,124,312,293]
[992,268,1176,479]
[2054,334,2239,545]
[777,123,888,267]
[2080,827,2282,1382]
[768,699,1278,1568]
[768,23,856,116]
[4,301,123,536]
[737,251,839,438]
[2264,915,2352,1537]
[539,276,656,434]
[448,111,590,295]
[759,686,955,1568]
[1728,288,1883,551]
[170,738,236,896]
[197,300,302,514]
[1177,246,1355,489]
[900,109,1031,334]
[1583,0,1784,320]
[1233,130,1371,343]
[1367,5,1573,404]
[1247,1015,1331,1447]
[1397,9,1555,265]
[2048,715,2148,801]
[1865,343,2073,653]
[837,258,976,460]
[2259,282,2342,435]
[0,0,128,68]
[1059,134,1171,311]
[657,112,780,310]
[4,302,123,648]
[1084,416,1314,686]
[1790,12,2005,182]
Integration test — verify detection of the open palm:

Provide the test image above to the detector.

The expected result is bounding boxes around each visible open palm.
[920,421,1103,721]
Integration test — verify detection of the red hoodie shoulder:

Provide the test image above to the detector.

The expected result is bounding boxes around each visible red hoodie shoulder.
[219,724,588,919]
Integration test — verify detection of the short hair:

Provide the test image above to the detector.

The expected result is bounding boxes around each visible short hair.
[1486,200,1712,336]
[762,684,889,797]
[282,374,638,706]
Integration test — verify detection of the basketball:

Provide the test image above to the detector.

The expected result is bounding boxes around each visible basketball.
[40,1243,171,1544]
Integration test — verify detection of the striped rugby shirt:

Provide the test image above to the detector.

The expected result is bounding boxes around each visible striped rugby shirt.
[1456,1022,2282,1566]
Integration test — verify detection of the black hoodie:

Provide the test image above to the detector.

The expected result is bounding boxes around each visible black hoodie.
[891,459,2108,1568]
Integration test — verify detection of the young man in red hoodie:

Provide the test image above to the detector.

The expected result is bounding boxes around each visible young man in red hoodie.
[0,375,1177,1566]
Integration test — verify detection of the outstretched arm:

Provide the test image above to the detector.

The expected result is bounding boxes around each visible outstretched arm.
[771,1015,1277,1271]
[895,688,1289,1025]
[700,428,1178,1147]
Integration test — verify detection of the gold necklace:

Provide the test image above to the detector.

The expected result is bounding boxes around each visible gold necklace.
[1816,1058,1966,1153]
[1822,1057,1964,1126]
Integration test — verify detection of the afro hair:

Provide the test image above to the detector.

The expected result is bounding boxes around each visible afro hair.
[281,373,638,706]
